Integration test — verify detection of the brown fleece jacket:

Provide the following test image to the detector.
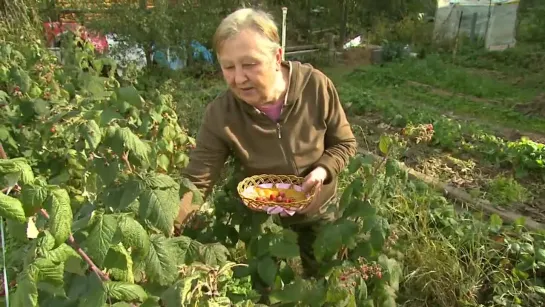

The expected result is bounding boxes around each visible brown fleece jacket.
[178,61,357,225]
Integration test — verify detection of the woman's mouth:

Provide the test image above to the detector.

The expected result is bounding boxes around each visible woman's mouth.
[240,88,255,94]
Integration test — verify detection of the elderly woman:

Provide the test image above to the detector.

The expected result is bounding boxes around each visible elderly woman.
[177,8,357,279]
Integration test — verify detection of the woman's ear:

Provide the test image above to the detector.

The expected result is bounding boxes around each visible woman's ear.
[274,47,283,68]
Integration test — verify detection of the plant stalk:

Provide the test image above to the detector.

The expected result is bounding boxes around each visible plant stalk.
[38,209,110,282]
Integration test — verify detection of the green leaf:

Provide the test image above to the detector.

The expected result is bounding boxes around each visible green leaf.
[47,187,73,246]
[33,258,65,294]
[179,177,204,205]
[378,254,402,291]
[143,172,178,190]
[347,156,363,174]
[116,86,144,108]
[36,230,56,255]
[83,212,118,267]
[81,119,102,151]
[0,192,27,223]
[201,243,230,266]
[113,126,151,165]
[269,229,300,259]
[257,256,277,286]
[157,154,170,171]
[139,234,178,286]
[10,66,31,92]
[338,183,354,212]
[77,274,107,307]
[139,182,179,236]
[21,182,48,216]
[12,158,34,185]
[12,267,38,307]
[99,107,124,126]
[103,244,134,283]
[113,179,141,211]
[489,214,503,231]
[385,159,398,177]
[7,218,30,241]
[313,220,359,261]
[105,281,148,302]
[43,243,81,264]
[166,236,192,265]
[114,215,150,254]
[379,135,392,155]
[535,248,545,263]
[355,278,368,302]
[344,199,376,219]
[370,218,389,251]
[141,296,162,307]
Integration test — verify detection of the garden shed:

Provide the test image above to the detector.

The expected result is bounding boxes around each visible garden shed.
[433,0,520,50]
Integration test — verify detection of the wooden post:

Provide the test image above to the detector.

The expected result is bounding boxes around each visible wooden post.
[281,7,287,61]
[470,12,478,43]
[452,9,464,60]
[327,32,336,63]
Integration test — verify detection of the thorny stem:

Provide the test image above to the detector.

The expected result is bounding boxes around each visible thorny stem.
[0,143,6,159]
[39,210,111,282]
[121,151,133,173]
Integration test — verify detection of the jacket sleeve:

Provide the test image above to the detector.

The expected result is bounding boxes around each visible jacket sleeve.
[315,77,358,184]
[181,102,230,199]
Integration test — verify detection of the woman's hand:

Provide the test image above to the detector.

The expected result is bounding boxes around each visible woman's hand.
[298,166,328,215]
[301,166,328,193]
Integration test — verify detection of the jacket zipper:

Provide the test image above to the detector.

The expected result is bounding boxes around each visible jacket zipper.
[276,122,299,175]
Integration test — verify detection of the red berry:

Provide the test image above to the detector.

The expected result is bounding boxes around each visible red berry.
[50,127,56,133]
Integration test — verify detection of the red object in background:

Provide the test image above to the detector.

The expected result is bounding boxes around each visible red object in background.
[43,22,109,53]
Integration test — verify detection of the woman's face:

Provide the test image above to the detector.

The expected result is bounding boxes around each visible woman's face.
[217,29,282,107]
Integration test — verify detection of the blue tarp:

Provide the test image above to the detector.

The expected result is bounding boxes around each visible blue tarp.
[153,40,214,70]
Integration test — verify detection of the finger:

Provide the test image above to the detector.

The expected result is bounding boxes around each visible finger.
[301,179,314,193]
